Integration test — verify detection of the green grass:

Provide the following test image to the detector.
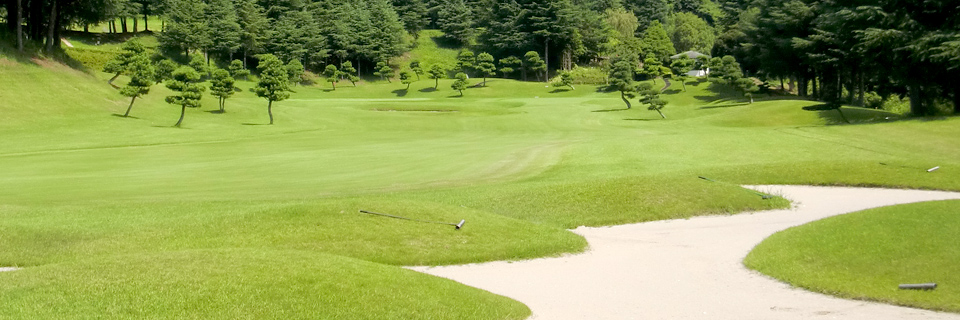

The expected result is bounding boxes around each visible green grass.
[2,32,960,317]
[745,200,960,312]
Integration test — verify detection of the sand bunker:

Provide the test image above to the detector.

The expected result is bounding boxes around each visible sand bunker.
[412,185,960,319]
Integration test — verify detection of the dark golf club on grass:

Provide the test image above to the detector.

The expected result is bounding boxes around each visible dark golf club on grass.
[360,210,466,230]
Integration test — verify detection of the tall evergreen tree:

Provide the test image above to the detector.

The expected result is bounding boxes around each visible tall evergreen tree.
[158,0,209,57]
[437,0,473,45]
[254,54,292,125]
[204,0,242,60]
[392,0,428,37]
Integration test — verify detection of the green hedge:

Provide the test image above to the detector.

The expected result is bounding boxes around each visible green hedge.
[65,47,118,71]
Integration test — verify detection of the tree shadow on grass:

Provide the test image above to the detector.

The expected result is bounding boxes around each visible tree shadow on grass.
[206,110,225,114]
[699,102,750,109]
[592,108,630,112]
[550,88,571,93]
[623,118,660,121]
[241,123,271,126]
[447,94,464,98]
[663,89,682,95]
[419,87,438,93]
[110,113,140,119]
[392,89,408,97]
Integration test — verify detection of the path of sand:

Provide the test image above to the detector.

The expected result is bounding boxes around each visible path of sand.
[412,185,960,319]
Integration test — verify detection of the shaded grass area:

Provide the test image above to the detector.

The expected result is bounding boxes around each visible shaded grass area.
[745,200,960,312]
[0,249,530,319]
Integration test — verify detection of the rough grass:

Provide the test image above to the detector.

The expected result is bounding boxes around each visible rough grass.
[745,200,960,312]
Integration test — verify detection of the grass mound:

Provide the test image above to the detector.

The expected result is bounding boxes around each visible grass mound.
[0,249,530,319]
[745,200,960,312]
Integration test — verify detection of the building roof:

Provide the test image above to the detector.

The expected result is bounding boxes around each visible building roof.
[670,51,710,60]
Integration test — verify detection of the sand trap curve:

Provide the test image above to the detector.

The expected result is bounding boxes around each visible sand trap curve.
[411,185,960,319]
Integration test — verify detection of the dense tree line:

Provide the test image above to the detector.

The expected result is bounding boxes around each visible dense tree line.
[3,0,958,114]
[723,0,960,114]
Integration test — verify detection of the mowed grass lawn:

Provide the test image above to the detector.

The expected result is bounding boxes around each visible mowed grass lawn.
[1,48,960,318]
[745,200,960,312]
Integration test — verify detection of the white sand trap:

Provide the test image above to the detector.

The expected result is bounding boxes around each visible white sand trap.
[412,185,960,319]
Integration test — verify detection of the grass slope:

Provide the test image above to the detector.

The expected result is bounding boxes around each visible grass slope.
[745,200,960,312]
[2,31,960,317]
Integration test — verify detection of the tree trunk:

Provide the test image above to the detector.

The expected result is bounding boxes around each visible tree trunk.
[909,84,926,116]
[16,0,22,52]
[120,17,127,33]
[132,16,137,32]
[45,0,57,52]
[836,106,850,124]
[954,88,960,114]
[858,71,865,107]
[108,72,121,88]
[144,13,149,31]
[124,96,136,117]
[620,91,632,109]
[656,109,665,118]
[268,100,274,124]
[434,78,438,89]
[175,105,186,127]
[681,80,686,92]
[544,38,549,82]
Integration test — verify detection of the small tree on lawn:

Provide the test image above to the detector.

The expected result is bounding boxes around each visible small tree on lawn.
[165,66,205,127]
[340,61,359,86]
[374,61,393,82]
[428,64,447,89]
[399,70,415,90]
[410,60,423,80]
[323,65,340,90]
[120,55,155,117]
[456,49,475,75]
[670,55,694,91]
[524,51,547,82]
[475,52,496,86]
[286,59,304,86]
[104,40,147,87]
[209,68,236,113]
[608,55,638,109]
[499,56,521,79]
[639,82,667,118]
[228,59,250,80]
[254,54,292,125]
[553,70,575,90]
[153,59,178,84]
[641,53,662,84]
[188,54,209,79]
[735,77,759,104]
[451,72,468,96]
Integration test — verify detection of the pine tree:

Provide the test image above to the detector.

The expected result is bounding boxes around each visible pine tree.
[638,82,666,118]
[437,0,473,45]
[608,54,638,109]
[669,55,694,91]
[524,51,547,82]
[235,0,268,67]
[209,68,236,113]
[340,61,360,86]
[286,59,305,86]
[165,66,205,127]
[456,50,475,76]
[428,64,447,89]
[228,59,250,80]
[203,0,241,59]
[324,65,341,90]
[451,72,468,96]
[159,0,209,58]
[254,54,292,125]
[374,61,394,82]
[119,55,154,117]
[409,60,423,80]
[475,52,496,86]
[400,70,415,90]
[639,20,675,62]
[153,59,178,84]
[103,40,147,87]
[499,56,521,79]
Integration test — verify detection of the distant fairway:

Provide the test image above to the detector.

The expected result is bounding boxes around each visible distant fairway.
[2,49,960,318]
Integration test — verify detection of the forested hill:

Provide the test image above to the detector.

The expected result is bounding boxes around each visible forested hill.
[1,0,958,115]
